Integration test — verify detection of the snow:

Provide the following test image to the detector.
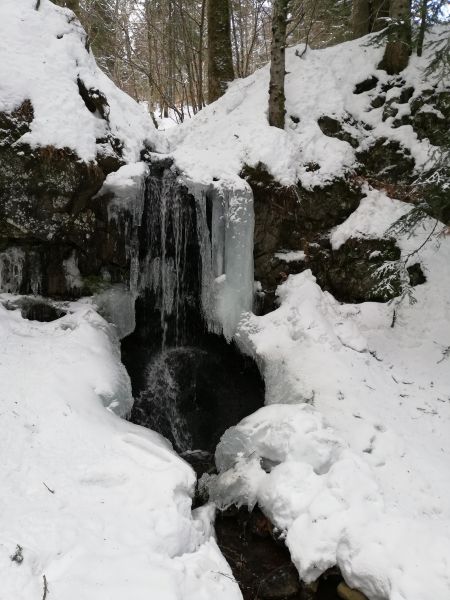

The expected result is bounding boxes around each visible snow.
[1,2,450,598]
[167,27,448,188]
[206,198,450,600]
[0,0,159,163]
[275,250,306,262]
[330,186,411,250]
[0,302,241,600]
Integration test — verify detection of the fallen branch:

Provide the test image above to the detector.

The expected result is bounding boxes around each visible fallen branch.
[43,482,55,494]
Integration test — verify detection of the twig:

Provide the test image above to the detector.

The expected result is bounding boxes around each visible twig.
[35,0,41,10]
[42,575,48,600]
[43,482,55,494]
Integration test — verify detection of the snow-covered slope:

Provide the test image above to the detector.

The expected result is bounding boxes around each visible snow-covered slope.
[0,0,158,163]
[0,303,240,600]
[167,27,448,187]
[206,198,450,600]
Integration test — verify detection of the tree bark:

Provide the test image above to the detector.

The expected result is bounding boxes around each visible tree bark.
[370,0,390,32]
[268,0,290,129]
[207,0,234,103]
[352,0,390,38]
[417,0,428,57]
[53,0,79,12]
[352,0,371,38]
[380,0,412,74]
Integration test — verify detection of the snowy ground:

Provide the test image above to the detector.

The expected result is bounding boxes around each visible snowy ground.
[207,196,450,600]
[167,26,448,188]
[1,1,450,599]
[0,303,240,600]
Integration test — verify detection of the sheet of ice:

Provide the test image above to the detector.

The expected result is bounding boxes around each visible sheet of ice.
[0,0,159,163]
[0,303,241,600]
[208,197,450,600]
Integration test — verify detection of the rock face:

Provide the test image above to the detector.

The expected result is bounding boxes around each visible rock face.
[0,98,129,297]
[244,74,450,312]
[244,163,418,311]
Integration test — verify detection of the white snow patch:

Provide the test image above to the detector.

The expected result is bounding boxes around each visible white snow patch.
[0,303,241,600]
[275,250,306,262]
[0,0,159,163]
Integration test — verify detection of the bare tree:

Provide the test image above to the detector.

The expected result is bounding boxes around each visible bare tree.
[268,0,290,128]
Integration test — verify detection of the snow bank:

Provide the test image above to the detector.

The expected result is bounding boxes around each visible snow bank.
[0,0,158,163]
[207,197,450,599]
[167,27,448,187]
[0,303,240,600]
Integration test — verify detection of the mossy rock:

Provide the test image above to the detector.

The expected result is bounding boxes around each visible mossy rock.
[356,138,415,184]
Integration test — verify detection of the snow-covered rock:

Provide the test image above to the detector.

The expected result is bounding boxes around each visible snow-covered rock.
[0,0,158,163]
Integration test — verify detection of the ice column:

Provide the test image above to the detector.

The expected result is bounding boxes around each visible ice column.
[189,178,255,341]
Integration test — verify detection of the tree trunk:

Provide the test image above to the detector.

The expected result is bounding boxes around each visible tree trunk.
[370,0,390,32]
[352,0,390,38]
[207,0,234,103]
[380,0,412,74]
[268,0,290,129]
[352,0,370,38]
[53,0,79,11]
[417,0,428,57]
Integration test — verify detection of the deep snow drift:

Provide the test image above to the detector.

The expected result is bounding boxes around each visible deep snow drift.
[0,302,240,600]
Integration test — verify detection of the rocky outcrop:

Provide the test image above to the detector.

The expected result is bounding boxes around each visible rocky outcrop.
[0,99,130,297]
[243,163,419,311]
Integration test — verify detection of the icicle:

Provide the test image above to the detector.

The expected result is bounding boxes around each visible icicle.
[187,178,255,341]
[0,248,25,294]
[140,170,194,348]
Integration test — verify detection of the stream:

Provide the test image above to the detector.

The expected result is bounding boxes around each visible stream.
[119,161,346,600]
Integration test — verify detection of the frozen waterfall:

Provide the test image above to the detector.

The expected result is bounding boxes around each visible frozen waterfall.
[137,164,255,345]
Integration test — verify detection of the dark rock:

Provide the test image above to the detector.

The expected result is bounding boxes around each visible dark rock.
[77,78,110,120]
[356,138,415,184]
[317,116,359,148]
[382,100,399,121]
[242,163,364,311]
[407,263,426,287]
[370,95,386,109]
[309,237,403,303]
[337,582,368,600]
[0,100,132,298]
[399,86,414,104]
[258,565,302,599]
[354,76,378,94]
[410,90,450,146]
[3,297,66,322]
